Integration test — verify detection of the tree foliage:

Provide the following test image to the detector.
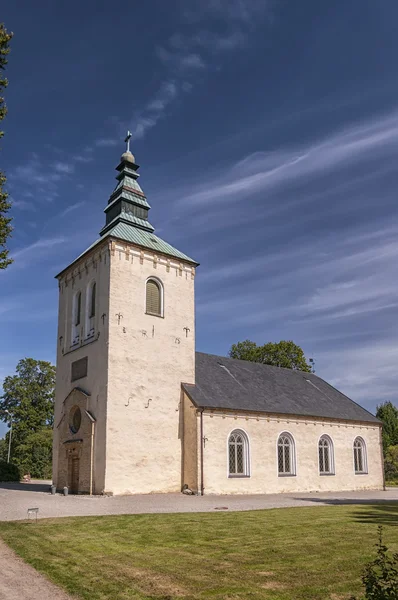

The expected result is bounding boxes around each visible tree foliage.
[0,23,13,269]
[0,460,20,482]
[0,437,7,461]
[0,358,55,477]
[229,339,312,372]
[384,445,398,483]
[376,401,398,455]
[17,428,53,479]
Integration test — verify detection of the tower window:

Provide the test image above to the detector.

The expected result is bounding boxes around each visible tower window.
[146,278,163,316]
[72,291,82,346]
[85,281,96,338]
[90,282,96,318]
[75,292,81,326]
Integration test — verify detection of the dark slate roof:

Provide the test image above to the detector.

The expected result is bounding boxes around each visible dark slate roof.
[182,352,380,424]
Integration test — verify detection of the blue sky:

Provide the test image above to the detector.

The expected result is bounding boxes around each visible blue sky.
[1,0,398,437]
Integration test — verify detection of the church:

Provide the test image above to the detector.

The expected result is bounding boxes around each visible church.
[53,138,384,495]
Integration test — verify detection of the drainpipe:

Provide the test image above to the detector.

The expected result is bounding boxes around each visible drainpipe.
[90,420,95,495]
[200,409,204,496]
[379,425,386,491]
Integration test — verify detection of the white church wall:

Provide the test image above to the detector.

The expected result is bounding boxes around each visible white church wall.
[198,410,383,495]
[53,242,110,493]
[104,241,196,495]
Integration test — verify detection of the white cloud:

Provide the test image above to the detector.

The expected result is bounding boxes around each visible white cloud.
[178,110,398,208]
[95,138,119,147]
[53,161,74,174]
[11,236,66,267]
[180,53,206,70]
[59,201,85,218]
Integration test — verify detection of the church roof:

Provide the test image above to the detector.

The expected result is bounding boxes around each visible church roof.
[182,352,380,424]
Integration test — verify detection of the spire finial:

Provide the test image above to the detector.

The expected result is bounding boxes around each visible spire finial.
[124,130,132,153]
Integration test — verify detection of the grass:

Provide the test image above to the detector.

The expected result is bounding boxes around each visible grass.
[1,504,398,600]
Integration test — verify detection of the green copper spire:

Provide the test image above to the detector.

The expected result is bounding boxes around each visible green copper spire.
[100,132,154,237]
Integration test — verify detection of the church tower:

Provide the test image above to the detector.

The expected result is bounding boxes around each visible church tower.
[53,136,198,495]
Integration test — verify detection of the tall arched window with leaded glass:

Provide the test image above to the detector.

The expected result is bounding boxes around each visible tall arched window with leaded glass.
[318,435,335,475]
[277,433,296,476]
[353,437,367,474]
[228,430,249,477]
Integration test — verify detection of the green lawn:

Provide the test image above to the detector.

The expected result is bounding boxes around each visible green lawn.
[1,504,398,600]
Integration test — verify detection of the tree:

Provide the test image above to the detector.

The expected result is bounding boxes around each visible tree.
[0,358,55,475]
[0,437,7,461]
[376,401,398,455]
[0,23,13,269]
[17,428,53,479]
[384,445,398,483]
[229,339,312,372]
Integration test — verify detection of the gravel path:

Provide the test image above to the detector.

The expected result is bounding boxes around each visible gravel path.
[0,539,72,600]
[1,481,397,522]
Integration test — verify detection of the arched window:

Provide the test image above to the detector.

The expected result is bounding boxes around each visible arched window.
[75,291,81,326]
[277,433,296,476]
[72,291,82,345]
[90,282,96,318]
[85,281,96,338]
[228,430,250,477]
[146,278,162,316]
[319,435,335,475]
[353,437,367,474]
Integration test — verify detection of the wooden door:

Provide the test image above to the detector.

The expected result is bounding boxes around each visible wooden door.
[69,456,80,493]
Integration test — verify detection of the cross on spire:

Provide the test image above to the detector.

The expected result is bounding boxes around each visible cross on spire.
[124,130,132,153]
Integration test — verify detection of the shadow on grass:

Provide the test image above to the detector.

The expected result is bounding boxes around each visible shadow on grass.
[294,497,398,525]
[352,504,398,526]
[0,481,51,493]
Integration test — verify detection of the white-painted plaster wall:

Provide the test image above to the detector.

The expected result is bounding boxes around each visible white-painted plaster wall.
[104,242,196,495]
[53,242,110,494]
[190,408,383,495]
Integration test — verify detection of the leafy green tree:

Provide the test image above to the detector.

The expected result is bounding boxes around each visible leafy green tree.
[0,23,13,269]
[17,428,53,479]
[384,445,398,483]
[0,437,7,461]
[0,358,55,475]
[229,339,312,372]
[376,401,398,455]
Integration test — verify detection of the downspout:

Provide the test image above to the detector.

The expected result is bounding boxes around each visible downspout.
[379,425,386,491]
[200,409,204,496]
[90,420,95,495]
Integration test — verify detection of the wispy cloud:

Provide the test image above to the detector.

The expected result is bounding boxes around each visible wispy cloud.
[95,138,119,148]
[11,236,66,268]
[177,110,398,208]
[9,197,36,211]
[124,0,273,141]
[58,201,85,218]
[53,161,75,174]
[8,153,76,206]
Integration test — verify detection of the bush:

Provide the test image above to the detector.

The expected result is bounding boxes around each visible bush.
[351,526,398,600]
[0,460,21,482]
